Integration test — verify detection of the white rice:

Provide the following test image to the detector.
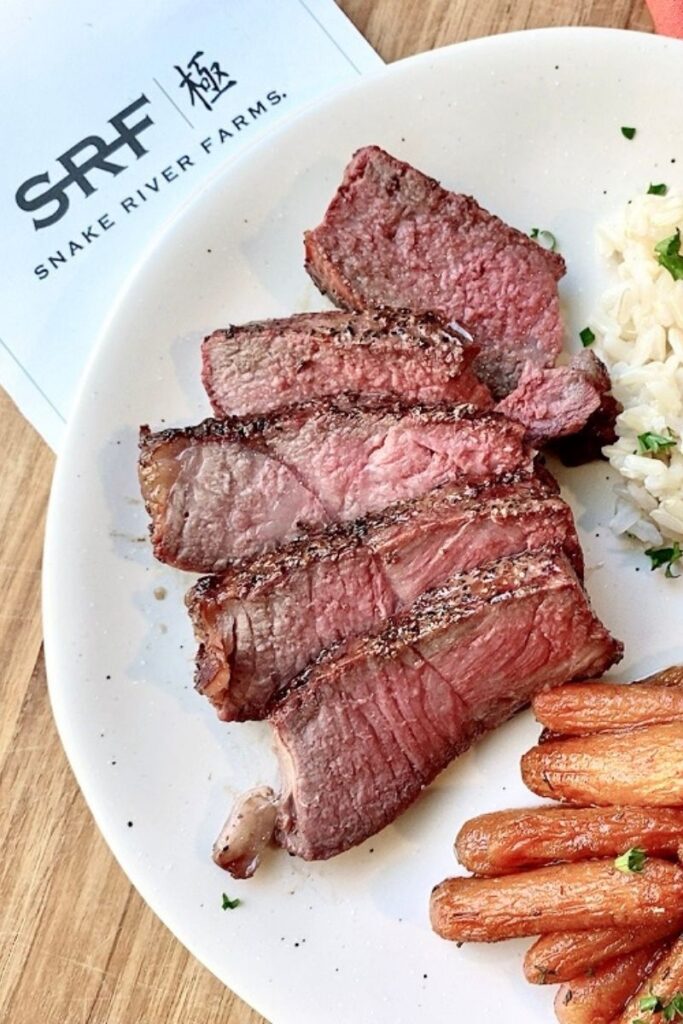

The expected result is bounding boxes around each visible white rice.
[592,189,683,546]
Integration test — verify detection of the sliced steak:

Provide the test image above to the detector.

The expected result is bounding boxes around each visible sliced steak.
[202,308,492,417]
[304,146,566,397]
[188,473,582,722]
[551,351,621,466]
[269,548,621,863]
[139,396,535,572]
[496,352,612,447]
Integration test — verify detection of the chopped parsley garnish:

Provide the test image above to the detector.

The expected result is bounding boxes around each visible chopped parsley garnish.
[648,183,668,196]
[579,326,595,347]
[529,228,558,251]
[221,893,241,910]
[645,541,683,578]
[614,847,647,874]
[637,431,676,454]
[639,994,683,1021]
[655,228,683,281]
[663,994,683,1020]
[621,126,636,140]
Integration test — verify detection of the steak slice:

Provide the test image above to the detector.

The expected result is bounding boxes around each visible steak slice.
[551,351,622,466]
[496,352,611,447]
[188,473,582,722]
[269,548,622,863]
[202,308,492,418]
[304,146,566,397]
[139,395,534,572]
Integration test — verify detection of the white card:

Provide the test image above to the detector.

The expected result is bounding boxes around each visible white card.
[0,0,382,449]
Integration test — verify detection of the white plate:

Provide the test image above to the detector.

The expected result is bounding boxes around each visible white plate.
[44,27,683,1024]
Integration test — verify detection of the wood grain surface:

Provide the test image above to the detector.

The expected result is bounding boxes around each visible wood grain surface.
[0,2,654,1022]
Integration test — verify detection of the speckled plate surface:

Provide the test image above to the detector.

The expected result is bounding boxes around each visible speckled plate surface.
[43,28,683,1024]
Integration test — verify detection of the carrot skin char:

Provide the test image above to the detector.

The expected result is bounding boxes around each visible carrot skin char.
[532,674,683,735]
[455,805,683,875]
[521,722,683,806]
[430,858,683,943]
[554,943,667,1024]
[613,933,683,1024]
[524,915,683,984]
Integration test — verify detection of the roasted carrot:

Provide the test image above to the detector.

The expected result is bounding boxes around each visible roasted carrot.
[429,858,683,943]
[524,916,683,984]
[455,805,683,876]
[613,933,683,1024]
[554,943,666,1024]
[532,679,683,736]
[521,722,683,806]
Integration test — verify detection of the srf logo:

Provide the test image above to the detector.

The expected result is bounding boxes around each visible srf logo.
[15,95,154,231]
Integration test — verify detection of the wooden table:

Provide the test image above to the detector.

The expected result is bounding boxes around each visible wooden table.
[0,1,654,1021]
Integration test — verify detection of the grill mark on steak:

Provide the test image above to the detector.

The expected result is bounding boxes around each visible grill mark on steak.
[202,307,492,418]
[139,395,535,572]
[304,146,566,397]
[267,548,622,862]
[187,473,583,721]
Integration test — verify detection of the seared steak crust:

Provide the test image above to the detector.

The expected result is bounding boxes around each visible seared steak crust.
[139,395,534,572]
[304,146,566,397]
[188,473,583,722]
[202,307,492,417]
[271,548,622,861]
